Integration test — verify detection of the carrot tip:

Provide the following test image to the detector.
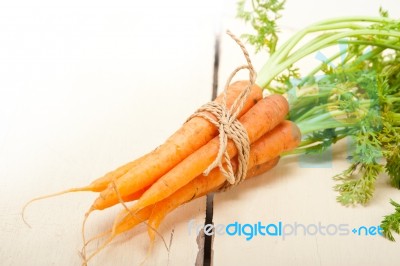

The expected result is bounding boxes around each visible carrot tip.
[83,230,110,249]
[84,236,114,264]
[21,186,93,228]
[21,209,32,229]
[81,209,94,264]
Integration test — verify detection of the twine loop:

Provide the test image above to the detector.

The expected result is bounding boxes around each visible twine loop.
[188,30,256,190]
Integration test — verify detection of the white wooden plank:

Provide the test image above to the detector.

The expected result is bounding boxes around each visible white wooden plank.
[0,1,218,265]
[213,0,400,265]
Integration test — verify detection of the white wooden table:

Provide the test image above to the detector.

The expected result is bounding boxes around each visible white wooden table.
[1,0,399,265]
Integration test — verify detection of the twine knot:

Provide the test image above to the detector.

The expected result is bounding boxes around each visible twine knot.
[188,30,256,190]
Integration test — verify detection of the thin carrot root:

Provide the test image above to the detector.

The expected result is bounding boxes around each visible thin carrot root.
[82,219,123,264]
[141,238,158,266]
[80,178,124,263]
[139,242,153,265]
[113,206,169,251]
[111,210,131,236]
[83,230,111,250]
[146,204,167,255]
[22,156,148,227]
[139,213,162,266]
[82,205,164,263]
[81,208,95,264]
[111,180,131,214]
[21,186,94,227]
[84,236,114,264]
[80,230,112,266]
[22,150,151,227]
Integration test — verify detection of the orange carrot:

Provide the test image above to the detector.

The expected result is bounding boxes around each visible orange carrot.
[92,81,263,210]
[83,205,155,263]
[86,158,279,263]
[146,120,301,232]
[88,158,148,192]
[247,120,301,167]
[84,119,299,261]
[121,186,150,203]
[115,119,301,243]
[146,157,281,244]
[121,95,289,213]
[85,118,301,261]
[246,157,281,179]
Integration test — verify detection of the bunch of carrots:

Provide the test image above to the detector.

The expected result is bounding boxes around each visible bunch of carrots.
[23,80,301,263]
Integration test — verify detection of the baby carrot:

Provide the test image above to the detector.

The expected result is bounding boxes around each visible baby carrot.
[85,119,301,261]
[124,95,289,213]
[96,158,280,260]
[92,81,263,210]
[145,121,300,244]
[146,157,281,244]
[84,119,299,260]
[83,205,155,264]
[115,119,301,243]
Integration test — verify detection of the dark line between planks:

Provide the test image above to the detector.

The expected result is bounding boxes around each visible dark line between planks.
[203,32,220,266]
[211,33,220,101]
[203,193,214,266]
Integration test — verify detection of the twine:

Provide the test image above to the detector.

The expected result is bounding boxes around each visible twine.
[188,30,256,190]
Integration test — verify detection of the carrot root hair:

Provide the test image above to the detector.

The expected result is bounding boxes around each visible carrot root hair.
[111,208,169,252]
[80,230,111,266]
[21,186,93,227]
[83,230,111,250]
[81,208,95,265]
[83,236,114,265]
[110,179,167,250]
